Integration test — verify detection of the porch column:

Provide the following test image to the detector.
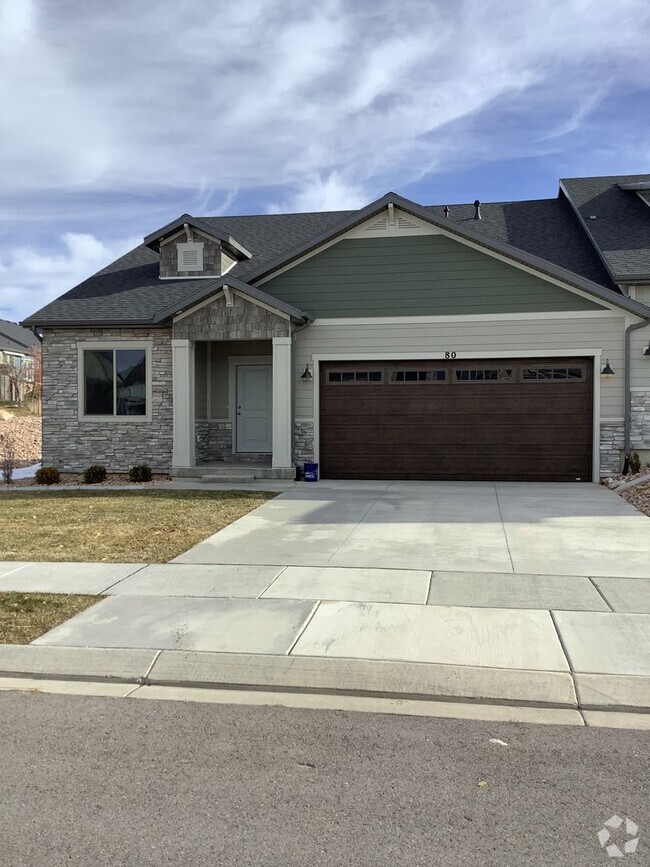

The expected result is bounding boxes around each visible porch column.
[172,338,195,468]
[272,336,293,469]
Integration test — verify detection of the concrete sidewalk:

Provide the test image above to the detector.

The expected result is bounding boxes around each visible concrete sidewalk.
[0,559,648,716]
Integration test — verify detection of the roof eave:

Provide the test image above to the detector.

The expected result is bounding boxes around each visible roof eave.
[153,276,309,325]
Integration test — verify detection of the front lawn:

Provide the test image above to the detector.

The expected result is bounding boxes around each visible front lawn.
[0,592,99,644]
[0,490,275,563]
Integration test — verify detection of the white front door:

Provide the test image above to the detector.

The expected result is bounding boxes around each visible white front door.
[236,364,272,452]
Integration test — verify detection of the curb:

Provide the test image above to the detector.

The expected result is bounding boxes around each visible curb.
[1,645,648,714]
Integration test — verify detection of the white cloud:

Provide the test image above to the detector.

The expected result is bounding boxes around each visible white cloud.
[0,0,647,202]
[0,0,649,319]
[0,233,141,322]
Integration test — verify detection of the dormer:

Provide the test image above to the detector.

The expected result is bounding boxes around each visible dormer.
[143,214,252,280]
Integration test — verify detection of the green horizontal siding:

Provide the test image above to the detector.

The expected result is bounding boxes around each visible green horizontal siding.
[261,236,604,317]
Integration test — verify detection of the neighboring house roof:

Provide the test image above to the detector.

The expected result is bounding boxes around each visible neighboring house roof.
[0,319,40,353]
[22,179,650,327]
[560,174,650,283]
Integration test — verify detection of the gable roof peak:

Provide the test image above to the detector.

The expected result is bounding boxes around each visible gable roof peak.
[143,213,252,261]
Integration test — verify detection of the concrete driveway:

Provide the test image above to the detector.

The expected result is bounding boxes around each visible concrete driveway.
[175,480,650,579]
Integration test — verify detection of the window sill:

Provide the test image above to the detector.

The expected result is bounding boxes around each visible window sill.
[78,415,152,424]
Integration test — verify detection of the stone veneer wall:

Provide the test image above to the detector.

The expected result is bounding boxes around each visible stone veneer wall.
[294,420,314,464]
[599,423,624,476]
[600,390,650,475]
[631,390,650,452]
[173,292,290,341]
[159,230,222,279]
[42,327,173,473]
[195,420,270,464]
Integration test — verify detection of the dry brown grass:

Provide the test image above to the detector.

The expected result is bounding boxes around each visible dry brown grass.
[0,592,99,644]
[0,489,275,563]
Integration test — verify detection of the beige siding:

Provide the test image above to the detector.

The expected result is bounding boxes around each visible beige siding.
[632,285,650,305]
[293,314,628,419]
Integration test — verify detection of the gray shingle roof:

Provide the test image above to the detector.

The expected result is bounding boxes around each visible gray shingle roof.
[561,174,650,282]
[22,183,646,327]
[23,211,354,326]
[0,319,40,353]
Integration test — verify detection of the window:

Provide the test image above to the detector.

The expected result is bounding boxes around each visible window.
[81,345,150,419]
[390,370,446,382]
[328,370,382,383]
[177,242,204,271]
[455,368,513,381]
[521,367,584,381]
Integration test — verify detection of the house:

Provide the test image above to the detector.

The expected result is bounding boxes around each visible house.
[0,319,40,404]
[22,174,650,482]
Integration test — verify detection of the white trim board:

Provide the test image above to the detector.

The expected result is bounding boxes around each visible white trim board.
[311,349,603,362]
[313,311,622,326]
[311,350,602,484]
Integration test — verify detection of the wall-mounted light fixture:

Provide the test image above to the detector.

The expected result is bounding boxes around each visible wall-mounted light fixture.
[600,359,616,378]
[643,342,650,358]
[300,364,313,381]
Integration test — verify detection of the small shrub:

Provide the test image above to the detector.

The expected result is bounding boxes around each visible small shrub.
[83,464,107,484]
[35,466,61,485]
[629,452,642,475]
[0,430,17,484]
[128,464,152,483]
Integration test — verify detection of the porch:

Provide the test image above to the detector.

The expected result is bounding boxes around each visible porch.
[171,335,295,480]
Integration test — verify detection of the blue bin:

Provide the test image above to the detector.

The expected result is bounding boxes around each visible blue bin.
[304,462,319,482]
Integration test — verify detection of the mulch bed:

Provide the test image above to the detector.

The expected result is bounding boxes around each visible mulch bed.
[620,481,650,519]
[0,473,171,489]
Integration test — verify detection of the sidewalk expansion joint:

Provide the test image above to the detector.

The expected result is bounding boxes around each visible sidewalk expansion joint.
[100,563,149,595]
[137,649,162,685]
[285,601,321,655]
[587,576,614,612]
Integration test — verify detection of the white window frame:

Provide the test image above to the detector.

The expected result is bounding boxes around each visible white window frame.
[77,341,153,423]
[177,242,204,272]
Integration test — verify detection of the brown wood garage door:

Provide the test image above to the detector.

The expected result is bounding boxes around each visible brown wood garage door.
[319,358,593,482]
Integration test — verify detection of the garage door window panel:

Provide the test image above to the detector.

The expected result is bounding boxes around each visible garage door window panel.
[328,371,383,384]
[454,368,513,382]
[521,367,585,381]
[390,370,447,382]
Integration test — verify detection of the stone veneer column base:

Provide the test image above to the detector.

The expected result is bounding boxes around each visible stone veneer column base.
[294,420,315,465]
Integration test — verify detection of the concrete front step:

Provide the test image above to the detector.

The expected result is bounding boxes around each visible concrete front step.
[201,474,255,483]
[172,464,295,481]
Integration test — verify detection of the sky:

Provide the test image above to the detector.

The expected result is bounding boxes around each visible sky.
[1,0,649,323]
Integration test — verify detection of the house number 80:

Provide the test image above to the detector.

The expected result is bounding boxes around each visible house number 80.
[444,351,457,359]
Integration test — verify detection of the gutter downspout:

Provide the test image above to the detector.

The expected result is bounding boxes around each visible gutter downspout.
[624,317,650,465]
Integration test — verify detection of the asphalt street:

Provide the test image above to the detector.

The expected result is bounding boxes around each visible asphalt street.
[0,691,647,866]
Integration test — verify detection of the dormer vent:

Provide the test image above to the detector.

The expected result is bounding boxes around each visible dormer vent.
[177,242,204,271]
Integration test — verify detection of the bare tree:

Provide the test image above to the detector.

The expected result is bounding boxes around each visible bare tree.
[6,354,36,407]
[29,345,42,414]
